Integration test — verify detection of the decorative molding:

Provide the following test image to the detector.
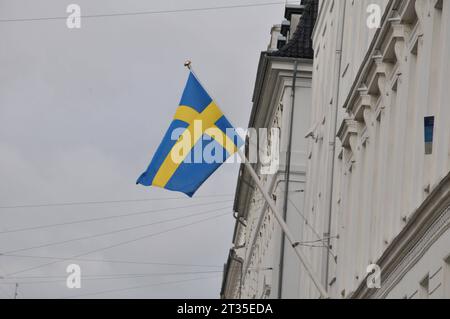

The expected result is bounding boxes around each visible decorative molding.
[367,54,392,98]
[380,21,409,63]
[337,119,359,154]
[342,0,420,112]
[351,90,376,124]
[352,172,450,298]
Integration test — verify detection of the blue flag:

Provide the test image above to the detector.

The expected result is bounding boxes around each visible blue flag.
[137,72,243,197]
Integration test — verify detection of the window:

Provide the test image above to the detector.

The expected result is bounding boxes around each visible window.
[424,116,435,155]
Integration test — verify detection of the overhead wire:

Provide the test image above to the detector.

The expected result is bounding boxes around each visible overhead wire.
[0,253,222,269]
[63,274,222,299]
[1,206,231,255]
[1,270,223,280]
[0,193,233,210]
[0,199,232,234]
[0,1,296,24]
[0,271,223,285]
[4,212,229,277]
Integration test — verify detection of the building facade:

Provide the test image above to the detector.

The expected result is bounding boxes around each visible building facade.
[221,1,317,299]
[222,0,450,299]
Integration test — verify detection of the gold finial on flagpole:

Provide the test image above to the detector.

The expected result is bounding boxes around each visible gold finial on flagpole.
[184,60,192,70]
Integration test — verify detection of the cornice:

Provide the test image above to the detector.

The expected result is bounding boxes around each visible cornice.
[341,0,403,110]
[353,171,450,298]
[337,119,359,151]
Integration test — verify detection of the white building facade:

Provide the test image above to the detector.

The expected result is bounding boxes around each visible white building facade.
[221,2,317,299]
[305,0,450,298]
[222,0,450,299]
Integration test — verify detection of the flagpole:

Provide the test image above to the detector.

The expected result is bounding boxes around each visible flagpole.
[236,149,329,299]
[183,61,329,299]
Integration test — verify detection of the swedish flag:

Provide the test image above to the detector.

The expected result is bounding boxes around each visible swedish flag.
[137,71,243,197]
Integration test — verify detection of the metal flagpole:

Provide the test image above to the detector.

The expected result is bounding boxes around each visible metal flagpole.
[183,61,329,299]
[236,148,329,299]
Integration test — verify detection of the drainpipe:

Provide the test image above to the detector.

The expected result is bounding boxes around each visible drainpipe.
[230,251,244,299]
[278,60,299,298]
[323,1,346,291]
[241,174,304,295]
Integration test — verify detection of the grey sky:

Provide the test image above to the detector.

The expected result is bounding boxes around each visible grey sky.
[0,0,286,298]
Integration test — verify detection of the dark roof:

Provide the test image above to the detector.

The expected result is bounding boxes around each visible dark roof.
[270,0,318,59]
[284,4,305,20]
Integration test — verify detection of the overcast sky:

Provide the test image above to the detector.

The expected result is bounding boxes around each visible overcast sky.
[0,0,287,298]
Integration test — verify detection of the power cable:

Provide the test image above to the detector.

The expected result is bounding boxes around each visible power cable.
[0,2,295,23]
[63,274,221,299]
[2,206,231,255]
[3,270,222,280]
[0,194,233,210]
[0,199,232,234]
[0,271,223,285]
[0,253,222,269]
[5,212,229,277]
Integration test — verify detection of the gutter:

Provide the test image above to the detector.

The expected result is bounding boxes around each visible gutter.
[240,171,305,291]
[231,53,270,245]
[278,60,299,298]
[322,0,400,291]
[323,0,346,292]
[220,249,244,299]
[228,53,313,296]
[231,54,312,244]
[323,0,399,291]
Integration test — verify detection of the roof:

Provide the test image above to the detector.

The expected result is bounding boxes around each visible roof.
[284,3,305,20]
[270,0,318,59]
